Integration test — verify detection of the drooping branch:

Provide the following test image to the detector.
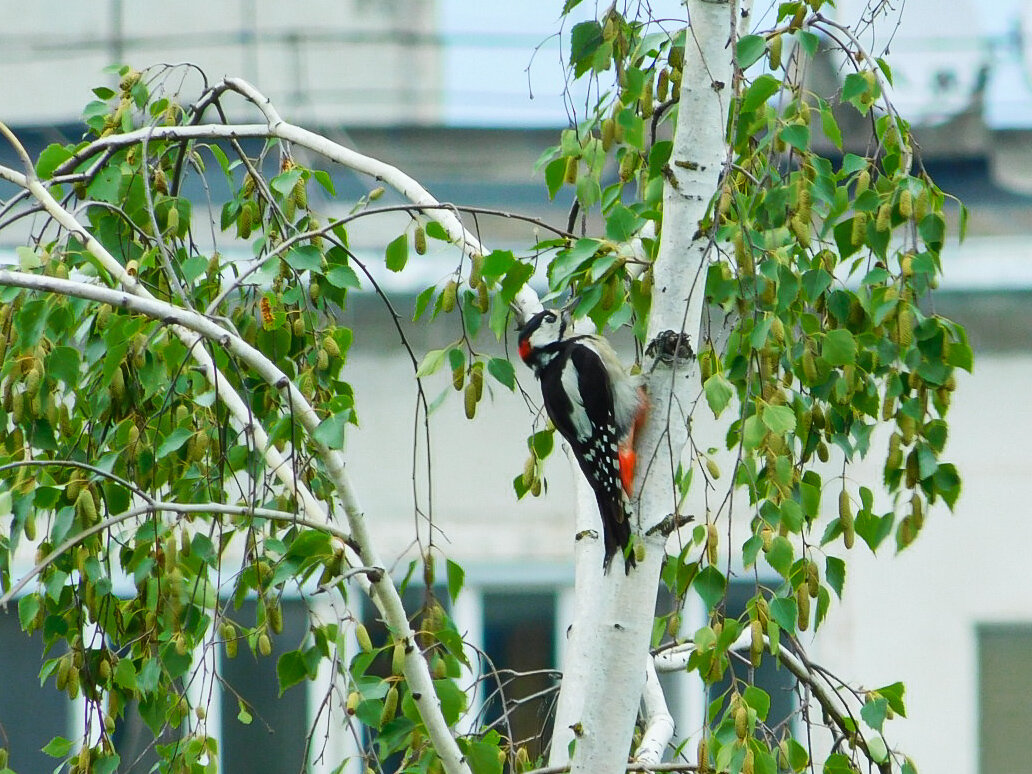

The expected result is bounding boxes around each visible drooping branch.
[43,77,545,319]
[0,159,327,525]
[0,502,319,609]
[0,264,472,773]
[654,633,891,774]
[1,154,476,774]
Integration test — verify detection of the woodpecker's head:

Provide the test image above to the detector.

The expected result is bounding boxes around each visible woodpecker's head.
[517,308,567,367]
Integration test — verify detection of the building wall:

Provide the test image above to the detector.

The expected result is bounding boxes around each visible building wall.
[338,334,1032,774]
[0,0,441,127]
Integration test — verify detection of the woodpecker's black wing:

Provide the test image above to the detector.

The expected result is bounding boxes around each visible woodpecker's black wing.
[538,343,635,572]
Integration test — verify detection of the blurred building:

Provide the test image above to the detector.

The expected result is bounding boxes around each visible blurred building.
[0,2,1031,774]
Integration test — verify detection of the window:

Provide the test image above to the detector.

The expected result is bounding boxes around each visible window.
[0,613,68,773]
[220,598,310,773]
[978,624,1032,774]
[480,591,557,760]
[706,580,797,738]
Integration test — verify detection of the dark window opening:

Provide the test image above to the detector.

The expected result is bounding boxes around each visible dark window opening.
[707,580,798,740]
[479,591,557,762]
[220,598,309,774]
[978,624,1032,774]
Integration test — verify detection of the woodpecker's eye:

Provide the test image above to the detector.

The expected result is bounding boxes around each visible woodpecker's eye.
[543,311,557,323]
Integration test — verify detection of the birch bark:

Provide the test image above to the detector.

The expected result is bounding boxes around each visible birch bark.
[548,2,736,771]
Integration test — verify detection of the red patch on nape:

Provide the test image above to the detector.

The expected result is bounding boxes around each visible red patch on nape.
[518,338,532,363]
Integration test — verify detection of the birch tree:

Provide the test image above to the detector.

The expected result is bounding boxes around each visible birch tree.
[0,2,969,774]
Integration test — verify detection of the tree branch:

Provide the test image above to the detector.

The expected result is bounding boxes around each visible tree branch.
[0,502,313,609]
[45,78,545,320]
[654,632,891,774]
[633,655,676,766]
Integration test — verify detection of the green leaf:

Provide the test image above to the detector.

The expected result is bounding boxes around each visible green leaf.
[482,250,516,280]
[448,348,465,372]
[531,429,554,458]
[576,176,601,209]
[743,685,771,721]
[137,659,160,693]
[18,593,39,630]
[434,678,468,726]
[570,21,604,77]
[325,264,361,289]
[416,348,447,378]
[36,144,73,179]
[42,736,76,758]
[114,657,137,691]
[487,357,515,389]
[918,212,946,251]
[312,169,335,196]
[446,559,465,603]
[779,124,810,152]
[797,30,819,57]
[842,72,871,103]
[277,650,312,696]
[820,102,843,149]
[461,736,503,774]
[313,411,350,450]
[237,700,253,725]
[742,74,781,113]
[155,427,193,459]
[861,697,888,731]
[770,596,797,633]
[875,57,894,85]
[823,329,856,366]
[16,298,49,348]
[785,739,809,772]
[824,752,854,774]
[605,203,645,242]
[693,565,726,610]
[285,245,323,272]
[736,35,767,68]
[766,536,793,577]
[761,404,796,435]
[425,221,449,241]
[704,374,734,418]
[616,108,644,149]
[413,286,435,321]
[93,754,121,774]
[270,168,303,197]
[385,234,408,272]
[855,510,895,552]
[825,556,846,598]
[875,680,907,717]
[866,736,889,764]
[160,640,191,680]
[545,157,566,199]
[549,238,600,289]
[742,414,766,450]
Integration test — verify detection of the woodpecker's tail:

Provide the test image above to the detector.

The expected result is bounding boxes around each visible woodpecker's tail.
[598,495,636,574]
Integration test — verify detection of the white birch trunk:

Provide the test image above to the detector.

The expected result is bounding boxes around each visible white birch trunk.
[548,1,735,771]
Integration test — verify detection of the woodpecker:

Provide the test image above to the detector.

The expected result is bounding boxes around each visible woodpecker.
[517,309,647,573]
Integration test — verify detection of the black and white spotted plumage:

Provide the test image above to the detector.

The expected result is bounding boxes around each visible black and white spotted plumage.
[517,309,643,573]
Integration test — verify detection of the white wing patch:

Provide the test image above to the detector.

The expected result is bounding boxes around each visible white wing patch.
[560,349,622,495]
[580,336,643,437]
[560,357,592,443]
